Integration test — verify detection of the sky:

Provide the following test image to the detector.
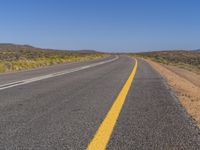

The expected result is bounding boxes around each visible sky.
[0,0,200,52]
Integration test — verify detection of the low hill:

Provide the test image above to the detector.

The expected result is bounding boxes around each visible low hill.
[0,43,106,73]
[133,50,200,74]
[194,49,200,52]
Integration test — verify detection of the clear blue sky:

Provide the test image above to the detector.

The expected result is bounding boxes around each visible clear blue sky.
[0,0,200,52]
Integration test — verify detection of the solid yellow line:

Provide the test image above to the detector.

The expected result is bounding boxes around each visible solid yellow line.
[87,58,138,150]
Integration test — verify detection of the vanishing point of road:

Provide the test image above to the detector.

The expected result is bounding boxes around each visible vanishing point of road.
[0,56,199,150]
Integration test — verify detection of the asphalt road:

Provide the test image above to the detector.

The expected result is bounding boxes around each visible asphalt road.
[0,56,199,150]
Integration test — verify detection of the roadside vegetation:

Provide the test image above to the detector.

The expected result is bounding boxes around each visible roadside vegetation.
[0,44,107,73]
[133,51,200,74]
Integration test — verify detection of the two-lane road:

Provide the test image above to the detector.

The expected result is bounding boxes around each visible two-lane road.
[0,56,199,149]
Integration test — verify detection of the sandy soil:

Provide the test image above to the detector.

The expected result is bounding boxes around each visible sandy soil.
[165,65,200,87]
[146,59,200,128]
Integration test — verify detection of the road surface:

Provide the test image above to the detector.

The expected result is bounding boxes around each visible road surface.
[0,55,199,150]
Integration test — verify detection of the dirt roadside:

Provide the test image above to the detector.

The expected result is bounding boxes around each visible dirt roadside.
[146,59,200,128]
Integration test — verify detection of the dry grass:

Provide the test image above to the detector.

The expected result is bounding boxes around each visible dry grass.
[0,44,107,73]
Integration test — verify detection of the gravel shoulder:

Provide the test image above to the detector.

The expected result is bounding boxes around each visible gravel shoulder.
[146,59,200,128]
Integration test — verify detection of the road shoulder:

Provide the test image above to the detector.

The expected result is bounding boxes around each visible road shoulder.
[146,59,200,129]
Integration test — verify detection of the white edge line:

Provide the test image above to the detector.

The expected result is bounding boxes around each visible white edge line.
[0,56,119,91]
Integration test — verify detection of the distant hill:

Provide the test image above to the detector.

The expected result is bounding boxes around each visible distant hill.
[0,43,36,51]
[0,43,106,73]
[75,50,98,53]
[0,43,104,61]
[194,49,200,52]
[0,43,100,53]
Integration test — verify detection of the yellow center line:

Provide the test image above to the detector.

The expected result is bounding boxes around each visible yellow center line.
[87,58,138,150]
